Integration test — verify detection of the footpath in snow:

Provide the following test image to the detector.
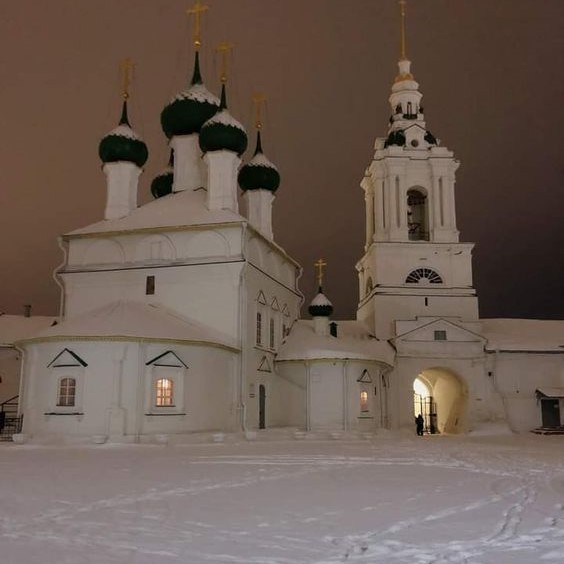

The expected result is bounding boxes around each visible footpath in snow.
[1,428,563,563]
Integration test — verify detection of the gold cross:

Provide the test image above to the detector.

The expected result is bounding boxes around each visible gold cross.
[314,258,327,288]
[120,57,134,100]
[399,0,407,60]
[187,0,209,50]
[216,41,234,83]
[252,92,267,129]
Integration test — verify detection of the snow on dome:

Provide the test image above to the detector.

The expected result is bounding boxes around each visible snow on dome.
[310,292,333,307]
[246,152,278,170]
[105,124,143,141]
[172,83,220,106]
[204,109,245,132]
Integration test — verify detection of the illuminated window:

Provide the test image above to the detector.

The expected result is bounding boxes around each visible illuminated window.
[360,390,369,412]
[57,377,76,407]
[256,312,262,346]
[156,378,174,406]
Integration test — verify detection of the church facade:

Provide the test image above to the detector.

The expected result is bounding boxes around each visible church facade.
[9,4,564,442]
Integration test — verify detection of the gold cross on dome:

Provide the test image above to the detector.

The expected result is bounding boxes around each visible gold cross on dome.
[252,92,267,129]
[216,41,234,83]
[187,0,209,50]
[314,258,327,288]
[120,57,134,100]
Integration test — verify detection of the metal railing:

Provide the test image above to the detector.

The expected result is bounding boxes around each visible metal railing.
[0,396,22,441]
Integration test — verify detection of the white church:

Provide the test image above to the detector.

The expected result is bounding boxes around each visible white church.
[2,2,564,442]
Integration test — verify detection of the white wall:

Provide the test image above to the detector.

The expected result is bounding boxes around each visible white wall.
[20,339,239,440]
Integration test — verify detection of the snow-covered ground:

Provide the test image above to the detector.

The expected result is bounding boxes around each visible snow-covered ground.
[1,428,564,563]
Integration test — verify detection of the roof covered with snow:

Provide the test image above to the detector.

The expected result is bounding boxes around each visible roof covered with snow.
[482,318,564,352]
[18,301,238,351]
[171,83,220,105]
[66,188,244,237]
[277,320,394,364]
[0,315,58,346]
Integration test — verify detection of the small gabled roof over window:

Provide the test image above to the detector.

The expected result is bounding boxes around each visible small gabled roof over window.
[257,291,267,305]
[536,388,564,399]
[271,297,280,311]
[146,350,188,368]
[281,304,290,318]
[357,369,373,383]
[47,348,88,368]
[258,356,272,373]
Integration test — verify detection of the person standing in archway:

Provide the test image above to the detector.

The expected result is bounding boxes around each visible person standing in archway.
[415,414,424,436]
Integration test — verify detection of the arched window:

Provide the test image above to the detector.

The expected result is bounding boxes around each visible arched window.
[57,377,76,407]
[405,268,443,284]
[155,378,174,406]
[407,188,429,241]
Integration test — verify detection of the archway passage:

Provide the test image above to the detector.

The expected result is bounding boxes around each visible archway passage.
[413,368,467,434]
[413,377,437,434]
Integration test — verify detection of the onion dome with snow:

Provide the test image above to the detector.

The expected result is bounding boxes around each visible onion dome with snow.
[98,100,148,167]
[308,287,334,317]
[199,84,247,155]
[160,52,220,139]
[238,130,280,192]
[151,151,174,199]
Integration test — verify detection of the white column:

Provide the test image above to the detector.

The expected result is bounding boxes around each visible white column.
[171,134,205,193]
[103,162,141,220]
[204,150,241,213]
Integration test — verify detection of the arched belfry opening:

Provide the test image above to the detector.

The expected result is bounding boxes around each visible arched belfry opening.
[407,188,429,241]
[413,368,467,434]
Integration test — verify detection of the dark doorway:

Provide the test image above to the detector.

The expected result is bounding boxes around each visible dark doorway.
[414,393,438,434]
[541,399,561,428]
[259,384,266,429]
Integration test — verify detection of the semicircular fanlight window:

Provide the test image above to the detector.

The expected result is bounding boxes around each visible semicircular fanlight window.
[405,268,443,284]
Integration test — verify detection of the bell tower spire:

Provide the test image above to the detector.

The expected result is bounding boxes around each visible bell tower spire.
[355,0,478,339]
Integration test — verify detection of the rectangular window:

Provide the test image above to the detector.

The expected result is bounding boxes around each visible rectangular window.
[269,318,275,349]
[434,330,447,341]
[256,312,262,346]
[57,377,76,407]
[360,390,369,412]
[146,275,155,295]
[156,378,174,406]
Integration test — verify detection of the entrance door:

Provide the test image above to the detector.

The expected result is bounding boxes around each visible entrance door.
[541,399,561,428]
[414,393,437,434]
[259,385,266,429]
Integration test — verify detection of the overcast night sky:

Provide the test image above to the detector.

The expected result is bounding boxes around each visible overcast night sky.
[0,0,563,320]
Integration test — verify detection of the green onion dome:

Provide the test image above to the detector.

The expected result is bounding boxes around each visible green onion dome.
[151,151,174,199]
[384,128,406,148]
[98,101,148,167]
[160,52,220,139]
[308,287,334,317]
[424,130,437,145]
[199,84,248,156]
[238,131,280,192]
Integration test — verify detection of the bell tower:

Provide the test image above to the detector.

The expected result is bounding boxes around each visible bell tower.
[356,1,479,339]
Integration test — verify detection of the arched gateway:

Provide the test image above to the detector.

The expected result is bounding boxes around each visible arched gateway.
[413,368,468,434]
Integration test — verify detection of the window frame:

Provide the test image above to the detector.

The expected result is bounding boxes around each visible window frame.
[57,377,77,407]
